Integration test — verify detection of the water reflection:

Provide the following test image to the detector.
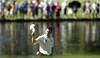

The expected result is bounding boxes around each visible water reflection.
[0,22,100,55]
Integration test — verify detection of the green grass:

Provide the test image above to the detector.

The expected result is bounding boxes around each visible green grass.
[3,0,100,19]
[0,54,100,58]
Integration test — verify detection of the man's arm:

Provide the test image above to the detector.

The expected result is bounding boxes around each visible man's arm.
[32,34,42,45]
[31,33,38,45]
[31,34,35,43]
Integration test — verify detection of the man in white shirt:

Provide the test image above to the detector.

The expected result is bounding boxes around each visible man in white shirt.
[91,0,99,18]
[31,27,54,56]
[42,0,48,19]
[85,0,91,14]
[61,0,68,18]
[82,0,91,18]
[91,2,98,14]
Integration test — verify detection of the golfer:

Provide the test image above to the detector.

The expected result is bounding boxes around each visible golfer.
[31,27,54,56]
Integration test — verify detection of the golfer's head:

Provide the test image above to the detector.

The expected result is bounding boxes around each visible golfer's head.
[45,27,53,35]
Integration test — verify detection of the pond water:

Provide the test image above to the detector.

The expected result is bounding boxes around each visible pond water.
[0,21,100,56]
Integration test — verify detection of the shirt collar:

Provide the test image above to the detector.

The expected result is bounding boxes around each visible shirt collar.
[44,34,51,39]
[44,34,47,38]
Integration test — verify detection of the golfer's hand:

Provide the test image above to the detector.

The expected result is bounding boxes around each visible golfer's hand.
[31,32,35,36]
[31,30,35,36]
[31,32,36,44]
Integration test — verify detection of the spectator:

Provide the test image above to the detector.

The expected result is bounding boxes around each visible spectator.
[48,0,55,18]
[91,0,99,18]
[46,2,52,18]
[9,1,15,16]
[54,2,61,18]
[82,0,91,18]
[6,2,11,16]
[39,2,44,13]
[61,0,68,18]
[30,0,39,19]
[2,0,6,7]
[13,2,19,16]
[19,1,28,18]
[29,1,34,18]
[42,0,48,19]
[33,0,40,19]
[38,2,44,18]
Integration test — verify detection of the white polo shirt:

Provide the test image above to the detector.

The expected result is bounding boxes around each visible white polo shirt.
[92,3,97,10]
[61,2,67,10]
[35,34,54,55]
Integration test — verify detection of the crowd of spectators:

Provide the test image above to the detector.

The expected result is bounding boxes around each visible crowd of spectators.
[0,0,100,19]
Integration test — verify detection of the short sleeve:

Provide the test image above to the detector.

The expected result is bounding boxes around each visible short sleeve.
[35,36,42,43]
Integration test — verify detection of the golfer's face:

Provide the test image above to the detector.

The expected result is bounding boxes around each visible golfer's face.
[46,29,51,35]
